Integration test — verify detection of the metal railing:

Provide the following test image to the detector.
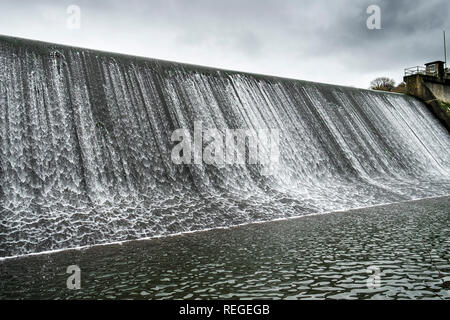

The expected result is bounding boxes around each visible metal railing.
[404,66,426,76]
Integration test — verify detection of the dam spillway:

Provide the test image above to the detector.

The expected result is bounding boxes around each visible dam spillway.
[0,36,449,258]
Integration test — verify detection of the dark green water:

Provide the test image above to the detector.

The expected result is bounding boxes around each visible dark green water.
[1,196,449,300]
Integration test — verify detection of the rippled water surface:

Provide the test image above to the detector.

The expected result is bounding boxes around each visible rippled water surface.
[1,196,449,300]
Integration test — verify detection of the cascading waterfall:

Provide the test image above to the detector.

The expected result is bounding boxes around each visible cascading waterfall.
[1,36,449,258]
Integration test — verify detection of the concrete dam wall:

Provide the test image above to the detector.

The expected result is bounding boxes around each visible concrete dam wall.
[404,74,450,130]
[1,36,450,258]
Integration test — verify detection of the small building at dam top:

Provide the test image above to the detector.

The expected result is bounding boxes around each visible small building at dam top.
[404,60,450,131]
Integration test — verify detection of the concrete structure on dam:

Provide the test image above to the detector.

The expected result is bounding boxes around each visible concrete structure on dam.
[404,60,450,131]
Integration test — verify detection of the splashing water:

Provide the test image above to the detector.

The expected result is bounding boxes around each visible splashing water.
[0,36,449,257]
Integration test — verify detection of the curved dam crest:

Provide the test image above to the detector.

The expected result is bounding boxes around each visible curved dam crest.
[0,36,449,258]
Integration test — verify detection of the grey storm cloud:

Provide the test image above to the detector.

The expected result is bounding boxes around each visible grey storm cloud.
[0,0,448,88]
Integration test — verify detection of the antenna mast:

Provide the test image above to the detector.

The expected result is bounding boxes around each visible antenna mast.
[444,30,447,68]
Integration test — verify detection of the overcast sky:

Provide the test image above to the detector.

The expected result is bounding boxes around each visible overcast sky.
[0,0,448,88]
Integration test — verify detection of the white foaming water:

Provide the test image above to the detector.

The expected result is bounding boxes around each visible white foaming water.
[0,36,449,258]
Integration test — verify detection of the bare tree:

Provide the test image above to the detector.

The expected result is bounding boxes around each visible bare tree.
[369,77,396,91]
[391,82,406,94]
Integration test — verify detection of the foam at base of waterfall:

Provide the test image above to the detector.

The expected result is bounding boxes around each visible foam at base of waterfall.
[0,36,449,257]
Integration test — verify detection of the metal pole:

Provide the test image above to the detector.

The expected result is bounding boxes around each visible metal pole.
[444,30,447,68]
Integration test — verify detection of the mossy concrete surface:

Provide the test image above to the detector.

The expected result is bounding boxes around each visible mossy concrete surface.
[404,74,450,132]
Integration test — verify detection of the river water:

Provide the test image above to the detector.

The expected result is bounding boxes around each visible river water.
[1,196,449,300]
